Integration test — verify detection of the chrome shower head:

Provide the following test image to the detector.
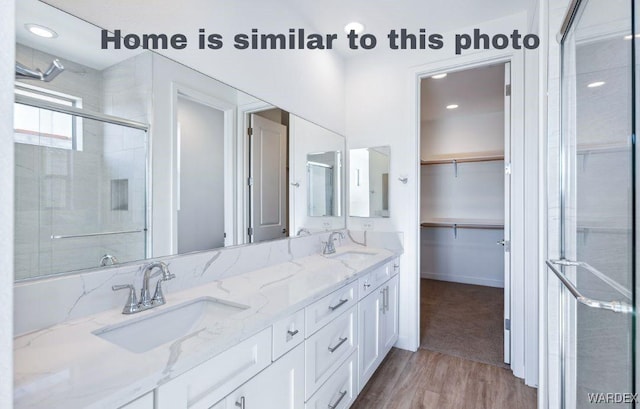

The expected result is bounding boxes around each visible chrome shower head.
[16,59,65,82]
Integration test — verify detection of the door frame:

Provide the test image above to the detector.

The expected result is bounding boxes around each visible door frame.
[170,82,236,250]
[411,48,535,383]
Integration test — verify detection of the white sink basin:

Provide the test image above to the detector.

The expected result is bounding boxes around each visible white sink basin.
[93,297,249,353]
[329,250,377,262]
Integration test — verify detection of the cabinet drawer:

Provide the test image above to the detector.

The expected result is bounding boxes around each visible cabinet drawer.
[156,328,272,409]
[305,281,357,335]
[119,392,153,409]
[305,306,357,399]
[358,263,391,299]
[272,308,305,360]
[305,350,357,409]
[225,344,305,409]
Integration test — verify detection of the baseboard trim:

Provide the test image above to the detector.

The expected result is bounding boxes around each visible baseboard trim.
[420,272,504,288]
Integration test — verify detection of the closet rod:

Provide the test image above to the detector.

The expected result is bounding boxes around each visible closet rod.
[420,155,504,166]
[420,222,504,230]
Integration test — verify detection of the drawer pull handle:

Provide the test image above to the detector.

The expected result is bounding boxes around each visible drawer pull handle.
[328,298,349,311]
[363,282,371,289]
[235,396,245,408]
[328,390,348,409]
[287,329,299,337]
[328,337,348,353]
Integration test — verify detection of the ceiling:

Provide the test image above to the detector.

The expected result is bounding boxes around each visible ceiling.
[281,0,537,55]
[16,0,142,71]
[16,0,537,70]
[420,63,505,122]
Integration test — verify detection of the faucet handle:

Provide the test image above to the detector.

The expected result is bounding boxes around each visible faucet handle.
[152,271,175,305]
[112,284,139,314]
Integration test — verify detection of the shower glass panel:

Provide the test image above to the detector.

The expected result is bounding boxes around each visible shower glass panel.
[308,162,334,217]
[558,0,635,407]
[14,104,147,280]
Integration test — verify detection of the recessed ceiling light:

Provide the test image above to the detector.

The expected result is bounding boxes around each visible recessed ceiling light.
[587,81,605,88]
[446,104,459,110]
[432,73,448,79]
[25,23,58,39]
[344,22,365,35]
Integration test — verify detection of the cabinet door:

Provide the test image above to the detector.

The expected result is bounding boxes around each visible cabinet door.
[357,289,382,392]
[225,343,305,409]
[381,274,399,354]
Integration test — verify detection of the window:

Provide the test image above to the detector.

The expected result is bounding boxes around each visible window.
[14,84,83,150]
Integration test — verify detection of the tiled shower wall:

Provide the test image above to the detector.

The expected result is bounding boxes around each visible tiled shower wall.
[14,45,151,280]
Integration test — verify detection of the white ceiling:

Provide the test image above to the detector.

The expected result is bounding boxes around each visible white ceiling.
[282,0,537,55]
[17,0,537,71]
[420,63,505,122]
[16,0,142,71]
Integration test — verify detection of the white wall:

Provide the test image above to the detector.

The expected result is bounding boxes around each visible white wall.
[421,112,504,157]
[43,0,346,135]
[345,11,540,386]
[0,0,14,406]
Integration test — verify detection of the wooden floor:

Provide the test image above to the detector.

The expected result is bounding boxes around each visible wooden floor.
[351,279,536,408]
[421,279,505,368]
[351,348,537,409]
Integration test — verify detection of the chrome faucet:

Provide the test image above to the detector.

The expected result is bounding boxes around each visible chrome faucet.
[296,227,311,236]
[323,231,345,255]
[112,261,176,314]
[99,254,118,266]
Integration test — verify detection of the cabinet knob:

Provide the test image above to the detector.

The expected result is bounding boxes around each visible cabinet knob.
[235,396,245,408]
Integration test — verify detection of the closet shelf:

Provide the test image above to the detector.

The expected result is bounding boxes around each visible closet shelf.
[420,218,504,230]
[420,151,504,166]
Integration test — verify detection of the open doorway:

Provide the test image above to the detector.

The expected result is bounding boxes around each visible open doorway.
[419,63,511,367]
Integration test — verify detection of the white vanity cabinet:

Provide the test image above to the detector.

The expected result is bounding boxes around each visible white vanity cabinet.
[221,343,305,409]
[149,256,400,409]
[357,287,383,390]
[155,328,272,409]
[357,261,400,392]
[304,305,357,399]
[380,274,399,353]
[305,351,357,409]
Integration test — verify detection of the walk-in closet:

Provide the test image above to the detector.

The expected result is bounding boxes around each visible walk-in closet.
[419,63,510,367]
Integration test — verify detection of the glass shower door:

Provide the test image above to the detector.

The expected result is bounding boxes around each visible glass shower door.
[551,0,636,407]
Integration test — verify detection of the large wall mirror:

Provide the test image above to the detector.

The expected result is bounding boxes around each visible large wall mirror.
[14,0,346,280]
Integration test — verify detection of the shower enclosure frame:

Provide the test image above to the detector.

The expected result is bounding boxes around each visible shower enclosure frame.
[551,0,638,407]
[13,92,152,279]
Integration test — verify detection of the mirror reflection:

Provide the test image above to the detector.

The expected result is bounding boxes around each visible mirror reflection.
[307,151,342,217]
[14,0,346,280]
[349,146,391,218]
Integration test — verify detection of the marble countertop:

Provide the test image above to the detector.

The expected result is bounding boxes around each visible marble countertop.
[14,244,400,409]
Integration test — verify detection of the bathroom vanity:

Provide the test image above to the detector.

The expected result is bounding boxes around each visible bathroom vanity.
[14,236,402,409]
